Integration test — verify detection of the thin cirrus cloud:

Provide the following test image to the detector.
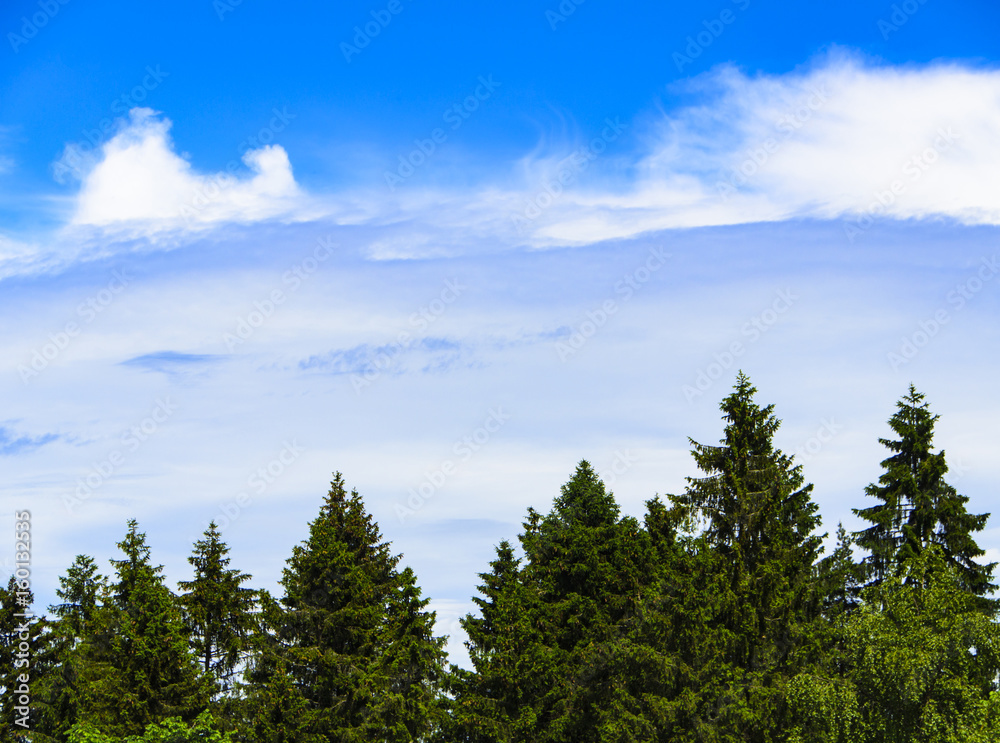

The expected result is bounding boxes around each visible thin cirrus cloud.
[45,55,1000,255]
[530,55,1000,245]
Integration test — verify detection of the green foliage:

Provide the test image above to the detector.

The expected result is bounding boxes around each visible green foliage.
[242,473,449,743]
[671,371,826,740]
[177,522,258,694]
[854,384,995,600]
[68,711,232,743]
[847,547,1000,742]
[83,521,211,737]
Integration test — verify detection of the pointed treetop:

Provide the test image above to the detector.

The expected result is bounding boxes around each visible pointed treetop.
[551,460,620,528]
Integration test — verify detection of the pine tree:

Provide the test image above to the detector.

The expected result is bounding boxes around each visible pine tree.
[84,520,210,737]
[676,372,825,739]
[243,473,449,743]
[178,522,258,695]
[853,385,995,599]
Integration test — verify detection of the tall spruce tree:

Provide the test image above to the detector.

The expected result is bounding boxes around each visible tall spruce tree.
[676,372,825,739]
[33,556,109,743]
[178,522,258,695]
[454,462,666,743]
[853,385,995,599]
[243,473,448,743]
[83,520,210,737]
[448,540,538,743]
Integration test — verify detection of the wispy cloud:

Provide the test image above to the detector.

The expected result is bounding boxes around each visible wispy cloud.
[0,425,58,456]
[121,350,224,375]
[524,53,1000,244]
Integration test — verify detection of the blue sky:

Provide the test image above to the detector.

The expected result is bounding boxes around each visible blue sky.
[2,0,999,667]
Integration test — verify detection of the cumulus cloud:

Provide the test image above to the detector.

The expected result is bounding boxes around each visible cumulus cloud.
[65,108,308,230]
[524,55,1000,244]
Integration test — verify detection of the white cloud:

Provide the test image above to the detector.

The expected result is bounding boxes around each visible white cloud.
[522,55,1000,244]
[65,108,310,230]
[30,55,1000,265]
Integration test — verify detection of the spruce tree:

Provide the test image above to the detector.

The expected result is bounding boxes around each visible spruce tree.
[853,385,995,599]
[455,462,666,743]
[178,522,258,694]
[84,520,210,737]
[243,473,448,743]
[676,372,825,739]
[448,540,537,743]
[33,556,109,743]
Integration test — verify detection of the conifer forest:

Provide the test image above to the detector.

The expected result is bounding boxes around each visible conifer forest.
[3,373,997,743]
